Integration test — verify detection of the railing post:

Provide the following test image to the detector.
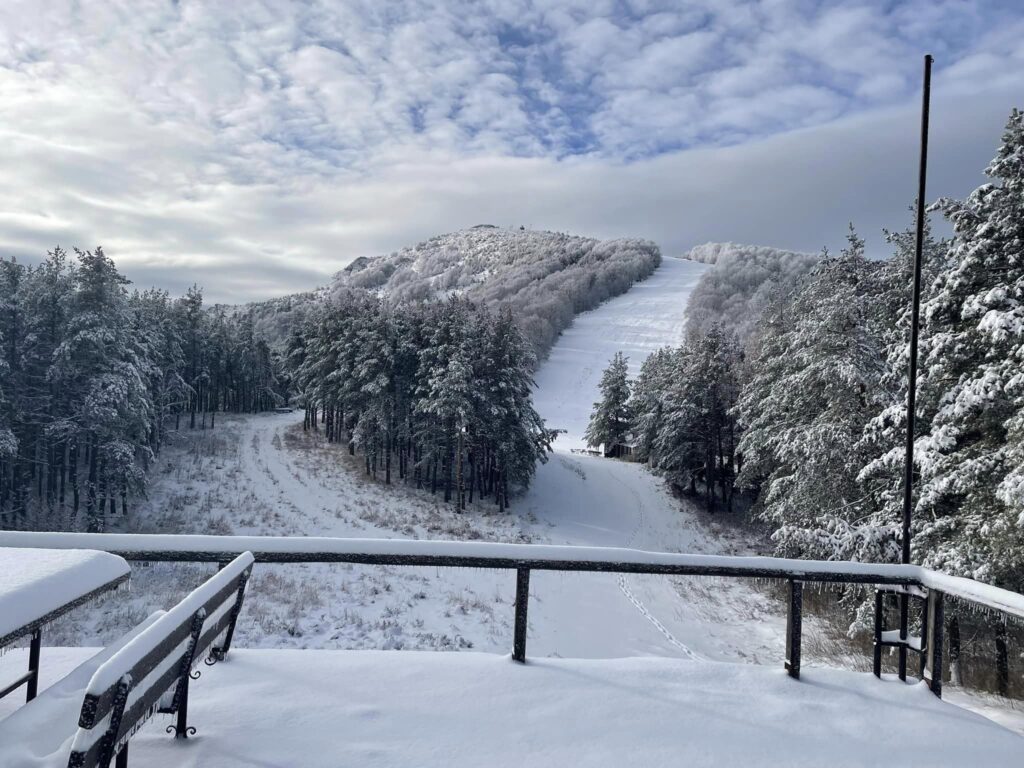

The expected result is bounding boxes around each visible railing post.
[513,567,530,663]
[925,590,944,698]
[26,628,41,701]
[785,580,802,680]
[918,593,930,678]
[898,593,909,681]
[995,617,1009,696]
[872,590,883,678]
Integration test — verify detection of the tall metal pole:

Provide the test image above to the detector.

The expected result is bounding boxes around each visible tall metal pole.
[899,53,933,681]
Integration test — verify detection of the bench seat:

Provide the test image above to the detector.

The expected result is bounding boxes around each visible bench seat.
[0,614,164,768]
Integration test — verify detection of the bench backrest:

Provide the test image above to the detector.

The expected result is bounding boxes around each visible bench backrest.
[67,552,254,768]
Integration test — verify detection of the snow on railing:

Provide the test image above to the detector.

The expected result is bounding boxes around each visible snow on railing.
[3,530,1023,619]
[0,529,921,577]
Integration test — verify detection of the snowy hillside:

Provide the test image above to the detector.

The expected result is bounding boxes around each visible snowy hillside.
[683,242,818,343]
[332,226,661,358]
[3,250,1021,737]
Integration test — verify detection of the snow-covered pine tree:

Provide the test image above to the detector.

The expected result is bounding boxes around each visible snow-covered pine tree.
[585,352,632,456]
[737,232,885,557]
[911,109,1024,589]
[637,327,741,510]
[630,347,674,466]
[477,305,550,510]
[855,217,948,565]
[289,290,549,512]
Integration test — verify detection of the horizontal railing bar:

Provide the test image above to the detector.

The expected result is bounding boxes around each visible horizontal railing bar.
[3,531,1024,620]
[0,531,919,584]
[0,670,34,700]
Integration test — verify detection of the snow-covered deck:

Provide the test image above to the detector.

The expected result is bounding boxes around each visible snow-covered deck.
[1,648,1021,767]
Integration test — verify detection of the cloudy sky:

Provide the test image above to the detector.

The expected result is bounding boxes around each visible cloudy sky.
[2,1,1022,302]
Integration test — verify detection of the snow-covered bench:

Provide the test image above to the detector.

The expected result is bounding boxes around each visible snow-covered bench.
[0,612,163,767]
[66,551,254,768]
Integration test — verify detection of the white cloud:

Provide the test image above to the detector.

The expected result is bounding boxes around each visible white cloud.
[0,0,1021,301]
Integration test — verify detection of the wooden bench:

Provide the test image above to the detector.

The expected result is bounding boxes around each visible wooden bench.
[66,552,254,768]
[0,612,164,767]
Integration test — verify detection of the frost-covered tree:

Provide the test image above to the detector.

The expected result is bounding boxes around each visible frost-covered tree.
[631,328,742,510]
[0,246,286,531]
[855,218,948,564]
[332,228,661,361]
[585,352,632,455]
[737,232,886,556]
[684,243,819,348]
[910,109,1024,588]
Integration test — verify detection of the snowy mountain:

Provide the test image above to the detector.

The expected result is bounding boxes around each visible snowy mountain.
[331,227,661,359]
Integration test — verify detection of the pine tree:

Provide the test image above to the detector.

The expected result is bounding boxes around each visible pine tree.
[855,217,948,564]
[737,232,885,556]
[635,328,741,510]
[910,109,1024,588]
[585,352,632,456]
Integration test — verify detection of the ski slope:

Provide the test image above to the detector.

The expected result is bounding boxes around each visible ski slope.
[533,256,707,451]
[519,255,788,662]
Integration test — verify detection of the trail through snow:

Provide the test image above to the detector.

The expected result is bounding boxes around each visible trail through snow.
[217,257,786,663]
[214,256,781,662]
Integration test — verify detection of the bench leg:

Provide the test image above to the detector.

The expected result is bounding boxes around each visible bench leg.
[173,674,194,738]
[210,571,249,663]
[26,629,41,702]
[165,610,204,738]
[115,743,128,768]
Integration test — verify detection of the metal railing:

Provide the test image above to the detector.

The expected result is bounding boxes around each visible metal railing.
[4,531,1022,698]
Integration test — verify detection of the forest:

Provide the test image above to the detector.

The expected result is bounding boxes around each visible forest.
[288,291,551,511]
[589,109,1024,595]
[0,247,283,532]
[0,225,657,532]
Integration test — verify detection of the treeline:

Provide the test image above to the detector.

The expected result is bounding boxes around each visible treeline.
[683,242,819,347]
[0,247,284,531]
[590,109,1024,594]
[289,291,551,510]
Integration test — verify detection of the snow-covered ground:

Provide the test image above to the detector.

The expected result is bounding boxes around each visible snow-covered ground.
[1,648,1019,767]
[5,253,1022,737]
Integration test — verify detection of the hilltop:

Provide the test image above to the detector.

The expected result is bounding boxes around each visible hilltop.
[330,227,661,359]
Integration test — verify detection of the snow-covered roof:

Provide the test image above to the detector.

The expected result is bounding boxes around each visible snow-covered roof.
[0,548,130,645]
